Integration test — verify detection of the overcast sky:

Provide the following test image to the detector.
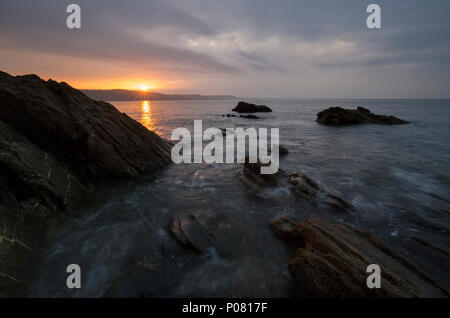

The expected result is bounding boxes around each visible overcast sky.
[1,0,449,98]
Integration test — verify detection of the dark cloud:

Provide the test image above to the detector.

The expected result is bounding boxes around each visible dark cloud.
[238,50,286,73]
[0,0,449,97]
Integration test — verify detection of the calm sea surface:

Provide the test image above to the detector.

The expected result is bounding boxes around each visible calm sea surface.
[28,99,450,296]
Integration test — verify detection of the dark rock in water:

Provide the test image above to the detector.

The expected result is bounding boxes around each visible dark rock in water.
[269,217,298,243]
[270,217,448,297]
[0,71,171,296]
[279,145,289,155]
[239,157,281,189]
[316,106,409,126]
[232,101,272,113]
[105,232,196,298]
[169,212,233,257]
[237,160,354,212]
[287,173,319,202]
[288,173,355,211]
[107,212,240,297]
[240,114,260,119]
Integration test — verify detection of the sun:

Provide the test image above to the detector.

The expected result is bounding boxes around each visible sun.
[139,84,149,92]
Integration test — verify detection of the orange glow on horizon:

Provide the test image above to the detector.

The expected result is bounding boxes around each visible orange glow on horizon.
[68,78,161,91]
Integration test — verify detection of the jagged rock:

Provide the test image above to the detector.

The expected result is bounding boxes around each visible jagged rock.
[169,212,233,257]
[287,173,319,202]
[237,161,353,212]
[0,71,172,296]
[0,121,87,211]
[0,71,172,179]
[270,217,448,297]
[232,101,272,113]
[316,106,409,126]
[239,158,281,189]
[288,173,355,211]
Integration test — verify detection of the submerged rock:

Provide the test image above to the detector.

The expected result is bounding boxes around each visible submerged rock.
[237,160,354,212]
[240,114,260,119]
[0,71,171,296]
[107,212,239,297]
[232,101,272,113]
[279,145,289,155]
[169,212,233,257]
[288,173,355,211]
[238,158,282,189]
[270,217,448,297]
[316,106,409,126]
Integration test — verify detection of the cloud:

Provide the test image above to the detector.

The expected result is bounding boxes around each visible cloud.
[0,0,449,97]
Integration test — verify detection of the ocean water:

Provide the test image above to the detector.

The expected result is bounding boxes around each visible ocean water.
[27,99,450,297]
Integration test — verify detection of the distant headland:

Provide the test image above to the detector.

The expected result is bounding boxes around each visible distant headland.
[81,89,237,101]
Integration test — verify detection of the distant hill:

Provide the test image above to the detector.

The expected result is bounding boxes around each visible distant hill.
[81,89,237,101]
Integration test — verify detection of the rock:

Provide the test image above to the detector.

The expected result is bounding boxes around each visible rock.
[269,217,298,243]
[0,71,172,178]
[316,106,409,126]
[287,173,319,202]
[239,157,281,189]
[0,71,172,296]
[169,212,233,257]
[270,217,448,297]
[105,235,196,298]
[232,101,272,113]
[240,115,260,119]
[279,145,289,155]
[237,161,354,212]
[107,212,239,297]
[288,173,355,211]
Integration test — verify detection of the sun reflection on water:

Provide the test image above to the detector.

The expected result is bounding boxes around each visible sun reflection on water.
[141,100,161,135]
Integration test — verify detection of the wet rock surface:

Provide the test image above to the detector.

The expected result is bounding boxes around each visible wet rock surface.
[232,101,272,113]
[0,71,172,179]
[279,145,289,155]
[169,212,235,257]
[270,217,448,297]
[0,71,171,296]
[317,106,409,126]
[237,160,354,212]
[106,212,243,297]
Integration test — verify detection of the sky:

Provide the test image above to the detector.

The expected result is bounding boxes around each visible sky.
[0,0,449,98]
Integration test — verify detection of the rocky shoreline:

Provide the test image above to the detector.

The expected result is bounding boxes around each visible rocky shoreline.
[0,71,171,296]
[1,72,446,297]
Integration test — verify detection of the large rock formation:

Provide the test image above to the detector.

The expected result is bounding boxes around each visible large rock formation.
[0,71,171,296]
[232,101,272,113]
[270,217,448,297]
[0,71,171,178]
[316,106,409,126]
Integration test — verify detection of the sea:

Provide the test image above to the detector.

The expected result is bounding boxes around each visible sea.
[27,98,450,297]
